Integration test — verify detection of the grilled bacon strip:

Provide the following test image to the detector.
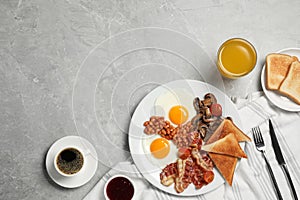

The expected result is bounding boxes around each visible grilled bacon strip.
[160,148,214,193]
[160,163,177,186]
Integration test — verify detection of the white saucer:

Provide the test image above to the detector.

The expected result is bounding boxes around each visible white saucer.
[46,135,98,188]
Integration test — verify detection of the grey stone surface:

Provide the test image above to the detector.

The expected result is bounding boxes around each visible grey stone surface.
[1,0,300,199]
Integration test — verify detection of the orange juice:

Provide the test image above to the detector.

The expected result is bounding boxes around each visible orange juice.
[217,38,257,79]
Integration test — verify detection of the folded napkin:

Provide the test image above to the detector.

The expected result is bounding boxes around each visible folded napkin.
[84,93,300,200]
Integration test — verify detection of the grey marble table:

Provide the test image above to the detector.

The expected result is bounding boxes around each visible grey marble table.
[1,0,300,199]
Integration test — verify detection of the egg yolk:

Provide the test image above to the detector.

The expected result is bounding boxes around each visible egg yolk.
[169,105,189,125]
[150,138,170,159]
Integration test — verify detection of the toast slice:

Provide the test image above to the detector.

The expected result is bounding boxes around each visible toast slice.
[206,118,251,144]
[208,153,237,186]
[265,53,298,90]
[278,61,300,105]
[202,133,247,158]
[205,118,249,185]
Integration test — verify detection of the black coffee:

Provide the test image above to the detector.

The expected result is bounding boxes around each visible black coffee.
[56,148,84,175]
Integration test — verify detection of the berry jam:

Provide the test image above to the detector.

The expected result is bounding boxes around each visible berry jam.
[106,176,134,200]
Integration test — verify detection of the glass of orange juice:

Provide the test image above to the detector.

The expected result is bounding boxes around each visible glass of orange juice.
[217,38,257,79]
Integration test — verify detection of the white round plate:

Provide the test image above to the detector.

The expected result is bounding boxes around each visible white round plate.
[45,136,98,188]
[128,80,242,196]
[261,48,300,112]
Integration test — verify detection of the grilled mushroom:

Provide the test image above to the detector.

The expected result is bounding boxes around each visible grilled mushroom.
[204,93,217,105]
[191,113,203,126]
[202,98,211,107]
[205,107,212,118]
[197,123,208,139]
[203,116,217,123]
[193,97,201,113]
[191,93,221,140]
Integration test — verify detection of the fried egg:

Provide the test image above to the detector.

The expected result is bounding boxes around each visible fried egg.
[150,137,170,159]
[142,134,177,169]
[154,89,195,125]
[169,105,189,125]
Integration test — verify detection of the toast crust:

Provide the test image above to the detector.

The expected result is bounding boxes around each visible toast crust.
[202,133,247,158]
[208,153,237,186]
[278,61,300,105]
[205,119,249,185]
[206,118,251,144]
[265,53,298,90]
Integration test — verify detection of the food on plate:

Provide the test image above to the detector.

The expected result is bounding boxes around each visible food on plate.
[142,92,250,192]
[169,105,189,125]
[202,133,247,158]
[177,147,191,160]
[205,118,250,186]
[206,118,251,143]
[150,138,170,159]
[158,120,178,140]
[265,53,298,90]
[265,53,300,105]
[278,61,300,105]
[210,103,222,117]
[160,148,214,193]
[142,134,178,168]
[143,116,177,140]
[172,124,197,148]
[208,153,236,186]
[192,93,223,139]
[154,89,195,125]
[143,116,165,135]
[159,162,177,186]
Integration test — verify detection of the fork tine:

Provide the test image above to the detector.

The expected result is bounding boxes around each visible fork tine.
[255,128,258,142]
[257,127,264,144]
[251,128,255,141]
[252,127,258,144]
[254,127,260,143]
[257,127,262,142]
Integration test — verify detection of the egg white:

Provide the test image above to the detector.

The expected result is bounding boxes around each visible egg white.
[154,89,195,125]
[142,89,195,169]
[142,134,177,169]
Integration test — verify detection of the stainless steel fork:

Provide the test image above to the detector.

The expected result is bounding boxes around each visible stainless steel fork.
[252,126,283,200]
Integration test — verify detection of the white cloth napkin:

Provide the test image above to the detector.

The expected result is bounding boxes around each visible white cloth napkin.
[84,93,300,200]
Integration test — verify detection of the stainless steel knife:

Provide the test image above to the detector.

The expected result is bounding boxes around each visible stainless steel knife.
[269,119,298,200]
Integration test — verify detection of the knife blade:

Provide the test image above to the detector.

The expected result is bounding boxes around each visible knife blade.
[269,119,298,200]
[269,119,285,164]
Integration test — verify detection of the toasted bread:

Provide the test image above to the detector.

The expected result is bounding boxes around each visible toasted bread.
[265,53,298,90]
[208,153,236,186]
[202,133,247,158]
[205,118,249,185]
[278,61,300,105]
[206,118,251,144]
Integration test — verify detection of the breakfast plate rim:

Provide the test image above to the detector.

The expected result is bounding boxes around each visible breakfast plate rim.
[128,79,244,196]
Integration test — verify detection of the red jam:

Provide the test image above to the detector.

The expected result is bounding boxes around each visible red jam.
[106,176,134,200]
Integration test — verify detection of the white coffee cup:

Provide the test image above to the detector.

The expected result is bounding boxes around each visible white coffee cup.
[54,146,88,177]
